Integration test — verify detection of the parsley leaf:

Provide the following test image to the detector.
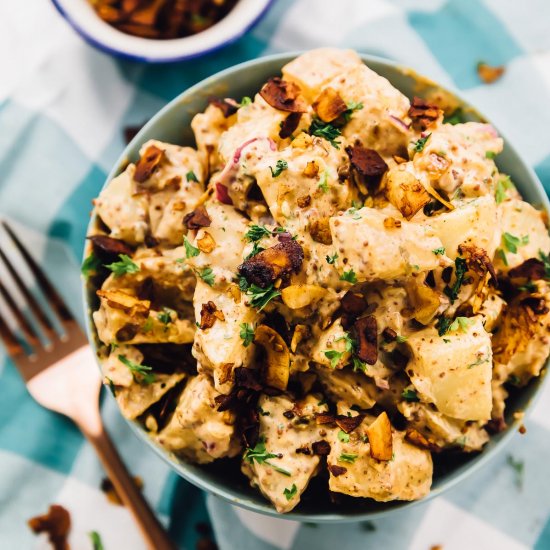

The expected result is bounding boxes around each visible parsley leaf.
[436,316,453,336]
[396,334,408,343]
[343,100,363,122]
[81,252,101,278]
[468,356,489,369]
[502,232,529,254]
[352,356,367,373]
[432,247,445,256]
[336,332,356,352]
[444,108,465,125]
[245,241,265,260]
[338,453,358,463]
[270,159,288,178]
[323,349,344,369]
[338,430,350,443]
[118,355,155,384]
[309,118,341,148]
[88,531,104,550]
[283,484,298,501]
[326,252,338,264]
[485,151,497,159]
[242,282,281,311]
[239,96,252,107]
[449,316,474,333]
[443,257,468,303]
[198,267,215,286]
[497,248,509,266]
[318,170,330,193]
[539,250,550,278]
[186,170,199,183]
[413,133,431,153]
[402,388,420,402]
[244,437,291,476]
[157,308,173,325]
[495,175,515,204]
[142,317,153,332]
[105,254,140,278]
[184,237,200,258]
[340,269,357,283]
[244,224,272,242]
[239,323,255,347]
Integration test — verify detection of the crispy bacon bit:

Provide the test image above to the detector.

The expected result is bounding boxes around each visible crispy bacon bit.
[238,239,304,288]
[485,417,507,434]
[183,206,212,230]
[382,327,397,342]
[408,96,442,131]
[405,428,440,452]
[208,96,239,118]
[383,217,402,229]
[88,235,133,261]
[234,367,263,391]
[115,323,139,342]
[303,161,319,178]
[346,144,388,189]
[354,315,378,365]
[296,445,311,455]
[328,464,347,477]
[259,77,308,113]
[312,440,331,456]
[508,258,546,280]
[279,112,302,139]
[335,414,365,434]
[315,413,336,425]
[458,244,497,283]
[200,301,225,330]
[309,217,332,245]
[341,291,367,316]
[313,87,348,122]
[28,504,71,550]
[521,296,549,315]
[134,144,164,183]
[214,393,234,412]
[477,62,505,84]
[297,194,312,208]
[197,232,216,253]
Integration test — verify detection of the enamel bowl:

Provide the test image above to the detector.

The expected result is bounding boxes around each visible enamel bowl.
[83,52,549,521]
[50,0,274,62]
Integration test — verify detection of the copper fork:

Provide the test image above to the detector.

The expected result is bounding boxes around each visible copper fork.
[0,221,176,550]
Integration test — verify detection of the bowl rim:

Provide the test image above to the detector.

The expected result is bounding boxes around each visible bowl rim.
[49,0,276,63]
[83,50,550,522]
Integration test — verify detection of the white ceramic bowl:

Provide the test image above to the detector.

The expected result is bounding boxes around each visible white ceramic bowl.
[50,0,274,62]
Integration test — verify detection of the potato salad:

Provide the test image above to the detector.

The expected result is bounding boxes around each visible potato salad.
[85,49,550,513]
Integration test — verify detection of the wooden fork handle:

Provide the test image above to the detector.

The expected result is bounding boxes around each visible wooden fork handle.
[82,426,177,550]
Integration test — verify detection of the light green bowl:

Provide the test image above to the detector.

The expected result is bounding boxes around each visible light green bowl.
[83,52,549,522]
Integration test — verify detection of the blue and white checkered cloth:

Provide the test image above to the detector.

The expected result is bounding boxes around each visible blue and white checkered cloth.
[2,1,550,548]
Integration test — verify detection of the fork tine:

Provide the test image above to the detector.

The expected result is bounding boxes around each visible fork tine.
[1,221,74,325]
[0,243,57,340]
[0,277,40,347]
[0,311,27,360]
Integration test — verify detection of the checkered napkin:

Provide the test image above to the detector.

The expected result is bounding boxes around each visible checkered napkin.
[1,0,550,548]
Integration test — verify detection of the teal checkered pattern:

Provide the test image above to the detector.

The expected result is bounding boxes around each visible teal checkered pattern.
[2,1,550,548]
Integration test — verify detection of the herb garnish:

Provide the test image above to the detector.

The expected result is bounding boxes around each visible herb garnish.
[443,257,468,303]
[468,356,489,369]
[495,175,515,204]
[88,531,104,550]
[118,355,155,384]
[283,484,298,500]
[436,316,453,336]
[244,437,291,476]
[432,247,445,256]
[396,334,408,343]
[402,388,420,402]
[244,224,272,242]
[270,159,288,178]
[449,316,474,333]
[198,267,215,286]
[186,170,199,183]
[539,250,550,278]
[485,151,496,159]
[184,237,200,258]
[343,100,364,122]
[105,254,140,277]
[81,252,102,278]
[157,308,173,325]
[309,118,341,148]
[502,232,529,254]
[323,350,344,369]
[326,252,338,264]
[413,133,431,153]
[444,108,465,125]
[239,323,255,347]
[338,453,358,463]
[340,269,358,283]
[518,281,537,292]
[352,356,367,373]
[245,241,265,260]
[240,279,281,311]
[318,170,330,193]
[338,430,350,443]
[142,317,153,332]
[239,96,252,107]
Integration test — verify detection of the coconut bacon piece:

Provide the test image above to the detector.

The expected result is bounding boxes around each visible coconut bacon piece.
[408,96,442,131]
[259,77,308,113]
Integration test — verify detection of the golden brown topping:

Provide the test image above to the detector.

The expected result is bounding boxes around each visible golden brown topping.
[200,301,225,330]
[218,362,234,386]
[335,414,365,434]
[341,291,367,316]
[328,464,347,476]
[96,289,150,317]
[197,231,216,253]
[477,62,505,84]
[208,96,239,118]
[312,87,348,122]
[238,240,304,288]
[312,440,332,456]
[290,324,310,352]
[226,283,241,303]
[279,112,302,139]
[28,504,71,550]
[408,282,440,325]
[309,217,333,245]
[385,170,430,220]
[303,160,320,178]
[346,144,388,189]
[259,77,308,113]
[405,428,440,452]
[392,154,409,164]
[382,327,397,342]
[297,194,312,208]
[458,244,497,283]
[281,285,327,309]
[508,258,546,280]
[365,411,393,461]
[183,206,212,230]
[408,96,442,131]
[88,235,134,260]
[315,413,336,425]
[134,144,164,183]
[254,325,290,391]
[354,315,378,365]
[383,217,402,229]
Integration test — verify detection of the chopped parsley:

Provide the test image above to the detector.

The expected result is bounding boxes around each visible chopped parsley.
[495,175,515,204]
[81,252,101,278]
[186,170,199,183]
[118,355,155,384]
[338,453,358,463]
[468,356,489,369]
[540,250,550,278]
[402,388,420,402]
[352,356,367,373]
[309,117,341,148]
[502,232,529,254]
[343,100,364,122]
[283,484,298,501]
[184,236,200,258]
[244,437,291,476]
[142,317,153,332]
[323,349,344,369]
[338,430,350,443]
[240,279,281,311]
[497,248,509,266]
[507,454,524,490]
[270,159,288,178]
[485,151,497,159]
[444,108,465,125]
[239,96,252,107]
[245,241,265,260]
[449,316,474,333]
[157,308,173,325]
[88,531,104,550]
[198,267,215,286]
[396,334,408,343]
[413,133,431,153]
[244,224,272,242]
[326,252,338,264]
[436,316,453,336]
[318,170,330,193]
[340,269,358,283]
[336,332,355,352]
[105,254,140,278]
[239,323,255,347]
[443,257,468,303]
[105,377,117,397]
[432,247,446,256]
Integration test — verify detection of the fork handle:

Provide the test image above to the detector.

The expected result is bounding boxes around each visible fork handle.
[82,426,178,550]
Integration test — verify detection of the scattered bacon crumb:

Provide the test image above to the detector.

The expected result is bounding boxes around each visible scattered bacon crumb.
[259,78,308,113]
[408,96,442,131]
[354,315,378,365]
[315,413,336,425]
[405,428,441,452]
[346,144,388,188]
[279,112,302,139]
[508,259,546,281]
[328,464,347,477]
[312,440,331,456]
[88,235,134,260]
[134,144,164,183]
[200,301,225,329]
[519,424,527,435]
[382,327,397,342]
[477,62,505,84]
[183,206,212,230]
[208,97,239,118]
[297,194,312,208]
[485,417,507,434]
[341,291,367,316]
[309,217,332,245]
[28,504,71,550]
[335,414,365,434]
